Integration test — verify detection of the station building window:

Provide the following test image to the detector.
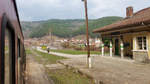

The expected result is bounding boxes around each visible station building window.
[136,36,147,50]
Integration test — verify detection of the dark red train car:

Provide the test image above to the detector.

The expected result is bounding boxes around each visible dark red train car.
[0,0,26,84]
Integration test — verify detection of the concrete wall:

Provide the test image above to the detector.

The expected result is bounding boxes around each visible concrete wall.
[133,51,149,63]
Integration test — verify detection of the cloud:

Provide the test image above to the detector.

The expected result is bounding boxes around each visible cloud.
[16,0,150,21]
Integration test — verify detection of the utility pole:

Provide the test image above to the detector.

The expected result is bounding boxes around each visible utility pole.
[49,29,53,46]
[81,0,91,68]
[50,29,53,46]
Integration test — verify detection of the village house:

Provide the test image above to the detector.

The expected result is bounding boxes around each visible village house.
[93,6,150,63]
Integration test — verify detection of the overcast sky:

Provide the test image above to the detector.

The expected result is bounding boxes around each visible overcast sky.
[16,0,150,21]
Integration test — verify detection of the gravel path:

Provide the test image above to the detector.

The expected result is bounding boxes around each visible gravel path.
[36,47,99,58]
[59,56,150,84]
[25,53,54,84]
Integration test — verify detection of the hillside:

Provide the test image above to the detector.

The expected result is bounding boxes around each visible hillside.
[21,19,85,38]
[72,16,123,37]
[21,16,123,38]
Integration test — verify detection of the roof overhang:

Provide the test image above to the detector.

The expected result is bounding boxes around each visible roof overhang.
[93,7,150,34]
[99,24,150,36]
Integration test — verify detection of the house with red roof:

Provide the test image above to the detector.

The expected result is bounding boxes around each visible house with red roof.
[93,7,150,62]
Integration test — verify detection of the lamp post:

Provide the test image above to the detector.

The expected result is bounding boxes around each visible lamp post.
[81,0,91,68]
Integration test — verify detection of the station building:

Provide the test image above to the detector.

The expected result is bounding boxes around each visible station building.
[93,7,150,62]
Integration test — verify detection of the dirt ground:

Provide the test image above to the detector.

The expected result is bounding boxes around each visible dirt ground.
[59,56,150,84]
[34,47,150,84]
[25,54,54,84]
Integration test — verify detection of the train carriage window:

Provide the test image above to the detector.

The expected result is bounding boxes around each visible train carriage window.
[18,38,21,84]
[4,28,12,84]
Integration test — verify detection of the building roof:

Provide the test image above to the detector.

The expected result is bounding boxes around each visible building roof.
[93,7,150,33]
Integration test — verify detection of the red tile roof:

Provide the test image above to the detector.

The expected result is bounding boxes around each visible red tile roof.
[93,7,150,33]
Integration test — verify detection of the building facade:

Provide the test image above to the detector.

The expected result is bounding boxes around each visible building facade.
[93,7,150,63]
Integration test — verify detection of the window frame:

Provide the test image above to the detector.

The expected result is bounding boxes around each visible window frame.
[4,27,14,84]
[134,36,148,51]
[4,25,16,84]
[0,15,16,84]
[17,38,22,84]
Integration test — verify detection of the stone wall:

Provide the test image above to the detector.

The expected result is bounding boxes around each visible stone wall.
[133,51,149,63]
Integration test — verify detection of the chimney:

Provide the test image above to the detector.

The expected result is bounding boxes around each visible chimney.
[126,6,133,17]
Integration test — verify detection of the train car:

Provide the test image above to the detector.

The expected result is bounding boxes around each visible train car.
[0,0,26,84]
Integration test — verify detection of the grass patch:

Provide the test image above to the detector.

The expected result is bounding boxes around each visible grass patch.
[34,50,66,64]
[47,68,94,84]
[51,49,101,55]
[34,50,94,84]
[25,48,32,54]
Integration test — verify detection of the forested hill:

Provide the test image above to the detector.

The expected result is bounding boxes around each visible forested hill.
[21,19,85,38]
[72,16,123,37]
[21,16,123,38]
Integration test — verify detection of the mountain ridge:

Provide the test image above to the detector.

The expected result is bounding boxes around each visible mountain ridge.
[21,16,123,38]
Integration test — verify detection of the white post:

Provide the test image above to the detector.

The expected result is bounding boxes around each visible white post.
[101,41,104,56]
[110,41,113,57]
[120,39,124,59]
[88,57,92,68]
[133,37,137,50]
